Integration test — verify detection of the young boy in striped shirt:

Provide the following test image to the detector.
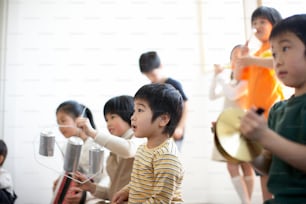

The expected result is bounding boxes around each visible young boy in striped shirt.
[112,83,184,203]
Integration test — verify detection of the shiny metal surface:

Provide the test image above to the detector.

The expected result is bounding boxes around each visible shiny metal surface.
[215,108,262,162]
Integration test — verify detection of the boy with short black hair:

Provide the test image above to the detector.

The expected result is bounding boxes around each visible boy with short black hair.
[112,83,184,203]
[240,14,306,204]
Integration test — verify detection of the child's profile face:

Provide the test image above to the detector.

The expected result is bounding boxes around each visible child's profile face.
[252,17,273,42]
[131,99,157,138]
[271,32,306,92]
[56,111,78,138]
[104,113,130,137]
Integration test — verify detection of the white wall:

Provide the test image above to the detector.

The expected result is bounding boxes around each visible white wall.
[1,0,268,203]
[262,0,306,18]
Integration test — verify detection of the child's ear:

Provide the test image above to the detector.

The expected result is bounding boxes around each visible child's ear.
[159,114,170,127]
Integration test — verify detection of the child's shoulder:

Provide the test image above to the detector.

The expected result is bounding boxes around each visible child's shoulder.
[0,167,10,175]
[165,77,181,85]
[153,140,183,170]
[271,93,306,113]
[271,99,287,111]
[155,139,179,156]
[0,168,13,185]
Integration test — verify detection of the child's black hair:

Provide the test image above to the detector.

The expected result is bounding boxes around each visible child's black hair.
[56,100,96,129]
[0,140,8,166]
[139,51,161,73]
[134,83,183,136]
[251,6,282,26]
[103,95,134,126]
[270,14,306,56]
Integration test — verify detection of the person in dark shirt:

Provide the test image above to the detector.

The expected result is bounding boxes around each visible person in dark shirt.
[139,51,188,151]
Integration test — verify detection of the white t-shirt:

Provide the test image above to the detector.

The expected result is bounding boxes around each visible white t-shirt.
[0,167,14,196]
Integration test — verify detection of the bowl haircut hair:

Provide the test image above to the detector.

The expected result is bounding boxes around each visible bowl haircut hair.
[251,6,282,26]
[134,83,183,136]
[103,95,134,126]
[270,14,306,56]
[0,140,7,166]
[56,100,96,129]
[139,51,161,73]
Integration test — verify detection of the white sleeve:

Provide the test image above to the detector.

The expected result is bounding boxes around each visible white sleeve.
[94,132,145,158]
[217,79,248,101]
[0,169,13,190]
[209,76,224,100]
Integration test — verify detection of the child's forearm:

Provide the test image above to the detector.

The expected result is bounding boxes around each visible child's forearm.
[94,130,144,158]
[250,57,273,68]
[251,150,272,175]
[260,129,306,172]
[179,101,188,129]
[88,183,97,195]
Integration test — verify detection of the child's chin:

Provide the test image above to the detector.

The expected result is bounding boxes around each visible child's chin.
[134,133,143,138]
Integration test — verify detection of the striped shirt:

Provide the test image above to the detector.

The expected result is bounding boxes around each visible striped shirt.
[122,139,184,203]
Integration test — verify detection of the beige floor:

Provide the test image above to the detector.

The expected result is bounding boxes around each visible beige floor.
[177,73,264,204]
[179,132,263,204]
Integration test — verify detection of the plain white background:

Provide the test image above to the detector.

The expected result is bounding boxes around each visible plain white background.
[0,0,303,203]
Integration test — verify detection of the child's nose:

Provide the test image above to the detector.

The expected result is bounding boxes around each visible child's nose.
[131,113,135,121]
[274,55,282,68]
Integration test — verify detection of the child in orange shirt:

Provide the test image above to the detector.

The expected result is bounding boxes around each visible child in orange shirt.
[236,6,284,118]
[235,6,284,202]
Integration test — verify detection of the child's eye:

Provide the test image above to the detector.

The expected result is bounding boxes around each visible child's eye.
[260,20,267,25]
[137,108,143,112]
[282,46,289,52]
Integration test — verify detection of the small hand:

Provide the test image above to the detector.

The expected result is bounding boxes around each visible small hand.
[73,171,96,194]
[241,40,250,56]
[111,190,129,204]
[75,117,97,139]
[172,127,184,140]
[240,107,268,141]
[65,187,83,204]
[213,64,224,75]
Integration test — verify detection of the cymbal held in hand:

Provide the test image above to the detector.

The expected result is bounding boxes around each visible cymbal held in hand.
[214,107,263,162]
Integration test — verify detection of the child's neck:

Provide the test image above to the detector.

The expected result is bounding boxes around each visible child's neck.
[146,134,169,149]
[294,86,306,97]
[118,128,130,137]
[156,76,168,83]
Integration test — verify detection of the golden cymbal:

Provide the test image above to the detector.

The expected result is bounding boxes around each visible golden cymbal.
[214,130,240,163]
[215,107,263,162]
